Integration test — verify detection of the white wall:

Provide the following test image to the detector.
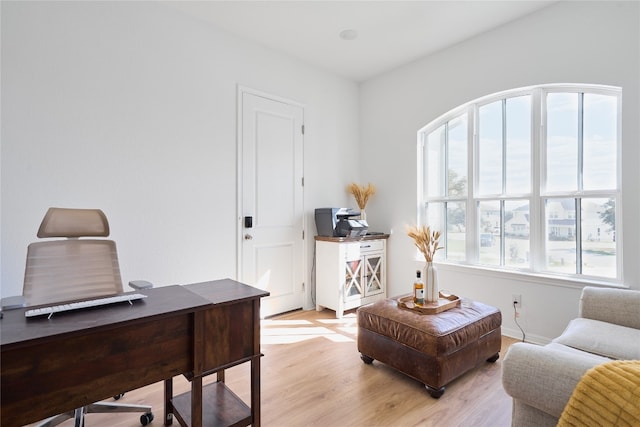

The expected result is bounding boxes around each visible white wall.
[3,1,638,344]
[360,1,640,342]
[0,1,360,305]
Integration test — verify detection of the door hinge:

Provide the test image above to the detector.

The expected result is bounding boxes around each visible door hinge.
[301,177,304,187]
[301,124,305,135]
[302,230,305,239]
[302,282,305,291]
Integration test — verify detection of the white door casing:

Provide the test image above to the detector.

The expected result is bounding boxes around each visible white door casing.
[238,88,305,318]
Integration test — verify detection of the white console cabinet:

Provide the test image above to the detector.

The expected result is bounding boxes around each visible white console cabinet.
[315,234,389,318]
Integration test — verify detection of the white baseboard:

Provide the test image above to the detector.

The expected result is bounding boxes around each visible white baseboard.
[501,326,551,345]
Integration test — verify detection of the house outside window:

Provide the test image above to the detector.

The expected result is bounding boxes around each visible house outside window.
[418,84,621,283]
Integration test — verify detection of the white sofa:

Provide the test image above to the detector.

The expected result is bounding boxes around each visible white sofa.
[501,286,640,427]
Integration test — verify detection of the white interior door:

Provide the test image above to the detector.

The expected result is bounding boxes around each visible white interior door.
[239,89,305,317]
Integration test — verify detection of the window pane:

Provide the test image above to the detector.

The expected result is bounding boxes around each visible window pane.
[429,202,466,262]
[506,96,531,194]
[425,202,446,262]
[478,101,503,195]
[425,125,445,197]
[478,201,500,265]
[446,202,466,261]
[546,93,578,192]
[582,198,616,278]
[583,94,617,190]
[448,115,468,197]
[505,200,530,268]
[545,198,576,274]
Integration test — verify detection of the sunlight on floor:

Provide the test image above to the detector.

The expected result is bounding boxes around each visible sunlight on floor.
[261,312,358,344]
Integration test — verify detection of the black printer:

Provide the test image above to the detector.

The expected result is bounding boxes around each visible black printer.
[315,208,368,238]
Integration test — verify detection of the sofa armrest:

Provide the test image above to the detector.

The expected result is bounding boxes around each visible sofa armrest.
[502,343,608,419]
[580,286,640,329]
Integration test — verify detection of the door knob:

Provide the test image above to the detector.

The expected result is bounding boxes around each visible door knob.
[244,234,253,240]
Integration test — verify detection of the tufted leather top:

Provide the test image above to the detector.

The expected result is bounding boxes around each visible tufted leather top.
[357,295,502,357]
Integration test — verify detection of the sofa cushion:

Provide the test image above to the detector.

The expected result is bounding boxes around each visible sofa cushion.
[553,318,640,360]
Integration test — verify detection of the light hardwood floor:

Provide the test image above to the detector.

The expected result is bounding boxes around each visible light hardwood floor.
[40,308,518,427]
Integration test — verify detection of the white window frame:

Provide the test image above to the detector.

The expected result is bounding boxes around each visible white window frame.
[417,84,622,287]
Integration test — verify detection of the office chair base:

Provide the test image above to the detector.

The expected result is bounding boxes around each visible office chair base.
[35,402,153,427]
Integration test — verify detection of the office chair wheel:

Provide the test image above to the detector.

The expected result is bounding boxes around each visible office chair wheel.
[140,412,154,425]
[114,393,124,400]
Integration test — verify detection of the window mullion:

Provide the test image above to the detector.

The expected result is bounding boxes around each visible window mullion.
[468,105,478,263]
[531,89,544,271]
[578,93,584,192]
[576,94,584,275]
[501,100,507,266]
[502,99,507,196]
[575,198,582,274]
[444,122,449,197]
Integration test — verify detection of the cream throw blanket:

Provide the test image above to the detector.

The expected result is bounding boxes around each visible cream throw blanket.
[557,360,640,427]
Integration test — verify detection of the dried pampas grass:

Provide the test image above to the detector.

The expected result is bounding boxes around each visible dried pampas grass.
[347,183,376,210]
[407,225,443,263]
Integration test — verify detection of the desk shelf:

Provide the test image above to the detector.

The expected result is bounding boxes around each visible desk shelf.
[171,382,251,427]
[165,280,267,427]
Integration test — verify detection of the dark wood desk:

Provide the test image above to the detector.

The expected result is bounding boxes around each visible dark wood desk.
[0,279,268,427]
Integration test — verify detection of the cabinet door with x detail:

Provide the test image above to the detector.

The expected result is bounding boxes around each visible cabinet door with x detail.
[344,257,363,301]
[363,253,384,297]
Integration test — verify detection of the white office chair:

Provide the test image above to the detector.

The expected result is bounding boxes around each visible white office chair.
[22,207,154,427]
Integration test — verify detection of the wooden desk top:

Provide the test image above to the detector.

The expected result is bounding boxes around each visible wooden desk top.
[0,279,268,350]
[185,278,269,305]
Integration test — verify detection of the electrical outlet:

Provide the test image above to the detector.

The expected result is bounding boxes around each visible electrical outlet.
[512,294,522,306]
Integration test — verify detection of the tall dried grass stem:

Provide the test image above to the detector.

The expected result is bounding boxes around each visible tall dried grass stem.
[347,183,376,210]
[407,225,443,263]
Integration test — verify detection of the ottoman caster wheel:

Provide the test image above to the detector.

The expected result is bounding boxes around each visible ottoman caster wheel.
[487,353,500,363]
[425,385,445,399]
[360,354,374,364]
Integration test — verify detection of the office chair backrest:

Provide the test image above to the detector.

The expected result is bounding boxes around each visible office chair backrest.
[23,208,124,306]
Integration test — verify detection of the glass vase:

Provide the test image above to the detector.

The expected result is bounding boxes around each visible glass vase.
[424,262,439,303]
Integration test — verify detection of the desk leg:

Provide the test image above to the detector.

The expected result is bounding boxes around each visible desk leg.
[251,356,261,427]
[164,378,173,426]
[191,376,202,427]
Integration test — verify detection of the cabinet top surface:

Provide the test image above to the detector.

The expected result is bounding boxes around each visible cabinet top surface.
[315,233,389,243]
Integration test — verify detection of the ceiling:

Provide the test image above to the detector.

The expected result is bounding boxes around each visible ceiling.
[166,1,556,82]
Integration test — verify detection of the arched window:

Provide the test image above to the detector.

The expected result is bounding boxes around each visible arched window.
[418,84,621,282]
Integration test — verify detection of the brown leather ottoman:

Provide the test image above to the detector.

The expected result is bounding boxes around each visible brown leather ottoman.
[357,296,502,398]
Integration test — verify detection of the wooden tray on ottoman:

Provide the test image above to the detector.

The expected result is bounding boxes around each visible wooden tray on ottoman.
[397,293,460,314]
